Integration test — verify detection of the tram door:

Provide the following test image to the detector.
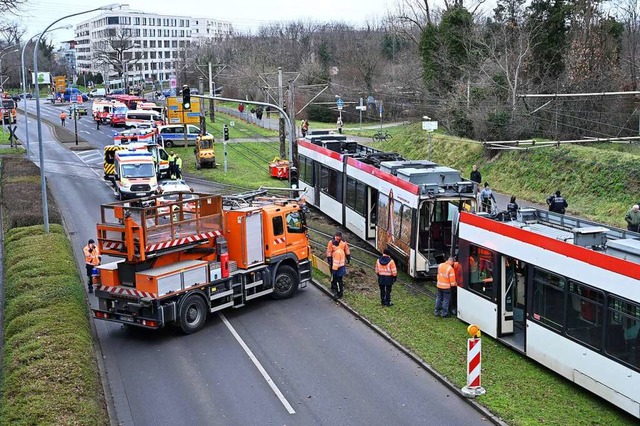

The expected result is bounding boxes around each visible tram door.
[367,188,378,240]
[499,255,527,350]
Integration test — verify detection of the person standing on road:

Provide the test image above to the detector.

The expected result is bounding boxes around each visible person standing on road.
[480,182,496,213]
[175,154,183,179]
[375,248,397,307]
[625,204,640,232]
[326,231,351,269]
[506,195,519,220]
[470,164,482,185]
[83,239,101,294]
[95,114,101,130]
[435,257,456,318]
[168,151,176,179]
[60,111,67,127]
[331,241,347,300]
[547,190,568,214]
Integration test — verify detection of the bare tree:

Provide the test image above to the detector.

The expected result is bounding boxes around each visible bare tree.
[92,27,141,88]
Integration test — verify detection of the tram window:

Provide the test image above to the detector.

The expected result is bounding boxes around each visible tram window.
[300,155,313,185]
[400,205,412,243]
[566,282,604,350]
[605,296,640,368]
[467,245,494,299]
[354,180,366,216]
[319,165,342,202]
[346,178,356,210]
[392,201,403,240]
[532,268,565,332]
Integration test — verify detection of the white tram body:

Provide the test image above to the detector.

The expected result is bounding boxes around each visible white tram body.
[457,208,640,418]
[297,132,476,277]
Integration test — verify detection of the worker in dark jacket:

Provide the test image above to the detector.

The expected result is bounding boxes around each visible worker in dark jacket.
[375,249,398,307]
[547,190,568,214]
[470,164,481,184]
[506,195,519,220]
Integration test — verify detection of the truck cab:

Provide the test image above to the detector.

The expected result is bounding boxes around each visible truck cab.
[113,150,158,200]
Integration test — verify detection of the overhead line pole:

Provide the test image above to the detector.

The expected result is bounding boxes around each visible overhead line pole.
[278,67,285,158]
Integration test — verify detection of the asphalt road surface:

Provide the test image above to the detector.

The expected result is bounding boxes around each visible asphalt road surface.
[13,100,488,425]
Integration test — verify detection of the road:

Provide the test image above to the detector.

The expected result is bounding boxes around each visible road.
[13,100,488,425]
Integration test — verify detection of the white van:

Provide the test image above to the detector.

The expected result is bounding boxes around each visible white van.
[89,88,106,98]
[125,110,164,129]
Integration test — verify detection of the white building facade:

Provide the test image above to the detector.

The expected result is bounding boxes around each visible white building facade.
[75,7,232,86]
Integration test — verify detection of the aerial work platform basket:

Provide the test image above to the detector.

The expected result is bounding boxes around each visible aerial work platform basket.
[96,193,223,262]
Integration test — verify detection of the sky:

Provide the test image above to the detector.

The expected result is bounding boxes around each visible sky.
[14,0,396,46]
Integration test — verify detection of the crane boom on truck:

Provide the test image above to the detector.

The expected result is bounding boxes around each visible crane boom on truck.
[92,191,311,334]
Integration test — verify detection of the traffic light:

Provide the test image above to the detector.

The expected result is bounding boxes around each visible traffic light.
[182,85,191,110]
[223,124,229,141]
[289,166,299,189]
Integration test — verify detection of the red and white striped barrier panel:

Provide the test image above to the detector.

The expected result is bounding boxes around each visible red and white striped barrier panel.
[461,335,486,398]
[145,230,221,252]
[97,285,157,300]
[274,237,286,244]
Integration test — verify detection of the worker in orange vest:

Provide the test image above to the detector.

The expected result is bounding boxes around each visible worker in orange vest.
[435,256,456,317]
[330,240,347,300]
[326,231,350,268]
[83,239,101,293]
[60,111,67,127]
[375,248,397,307]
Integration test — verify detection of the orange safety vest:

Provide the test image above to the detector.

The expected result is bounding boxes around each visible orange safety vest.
[436,261,456,290]
[375,258,397,277]
[83,244,100,266]
[332,247,346,271]
[326,239,350,258]
[452,261,462,287]
[60,112,67,119]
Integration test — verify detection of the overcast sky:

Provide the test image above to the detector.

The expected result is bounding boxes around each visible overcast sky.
[16,0,395,45]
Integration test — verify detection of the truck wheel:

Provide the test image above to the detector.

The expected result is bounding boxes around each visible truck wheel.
[179,294,207,334]
[272,265,298,299]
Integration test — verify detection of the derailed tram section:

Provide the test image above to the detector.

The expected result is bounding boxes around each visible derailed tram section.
[297,131,476,277]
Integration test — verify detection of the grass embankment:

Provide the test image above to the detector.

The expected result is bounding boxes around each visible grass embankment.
[375,124,640,228]
[1,157,107,425]
[204,110,278,139]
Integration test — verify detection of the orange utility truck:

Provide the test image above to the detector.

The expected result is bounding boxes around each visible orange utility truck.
[92,191,311,334]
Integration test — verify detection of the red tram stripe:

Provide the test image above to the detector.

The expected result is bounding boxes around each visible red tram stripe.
[461,212,640,281]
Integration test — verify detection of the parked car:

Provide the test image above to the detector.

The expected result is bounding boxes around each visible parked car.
[109,88,125,95]
[10,93,32,102]
[89,88,106,98]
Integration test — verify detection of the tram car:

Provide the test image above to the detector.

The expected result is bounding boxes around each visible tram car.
[457,208,640,418]
[297,131,476,277]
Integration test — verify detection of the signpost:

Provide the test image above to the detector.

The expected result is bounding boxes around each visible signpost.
[356,97,366,130]
[423,118,438,161]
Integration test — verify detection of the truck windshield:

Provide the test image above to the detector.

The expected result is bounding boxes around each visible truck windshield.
[122,163,155,178]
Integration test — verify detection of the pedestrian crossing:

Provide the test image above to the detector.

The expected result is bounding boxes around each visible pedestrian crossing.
[74,149,103,169]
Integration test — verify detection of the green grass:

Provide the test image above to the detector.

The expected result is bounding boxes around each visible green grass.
[205,111,278,139]
[171,141,288,189]
[1,225,108,426]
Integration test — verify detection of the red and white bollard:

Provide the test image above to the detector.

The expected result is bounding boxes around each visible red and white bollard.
[461,324,486,398]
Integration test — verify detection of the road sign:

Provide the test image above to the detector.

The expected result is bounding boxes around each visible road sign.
[422,121,438,131]
[337,98,344,111]
[170,76,177,97]
[355,106,367,111]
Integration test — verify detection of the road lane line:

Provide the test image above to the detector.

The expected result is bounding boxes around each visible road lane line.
[219,313,296,415]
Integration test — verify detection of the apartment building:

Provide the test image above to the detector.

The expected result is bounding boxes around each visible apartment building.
[75,6,232,85]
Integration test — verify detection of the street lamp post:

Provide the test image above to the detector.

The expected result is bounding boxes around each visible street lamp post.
[22,25,72,160]
[34,3,124,233]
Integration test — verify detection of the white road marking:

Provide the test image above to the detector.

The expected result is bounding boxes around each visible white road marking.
[71,150,115,191]
[219,313,296,415]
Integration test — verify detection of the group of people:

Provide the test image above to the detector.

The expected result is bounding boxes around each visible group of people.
[470,164,570,217]
[326,231,400,307]
[168,151,183,179]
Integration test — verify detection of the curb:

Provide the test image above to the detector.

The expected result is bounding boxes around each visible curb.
[309,278,508,426]
[19,106,94,151]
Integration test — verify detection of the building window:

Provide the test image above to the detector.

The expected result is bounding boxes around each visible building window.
[107,16,119,25]
[164,40,170,48]
[142,18,147,25]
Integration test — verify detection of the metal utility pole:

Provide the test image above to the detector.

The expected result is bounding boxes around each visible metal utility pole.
[288,78,297,164]
[208,62,214,122]
[278,67,285,158]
